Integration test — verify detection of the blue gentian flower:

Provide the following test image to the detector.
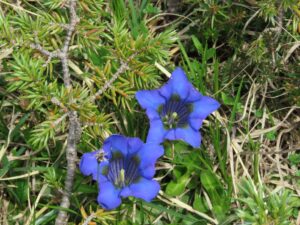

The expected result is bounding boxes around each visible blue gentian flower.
[79,135,164,210]
[136,67,220,148]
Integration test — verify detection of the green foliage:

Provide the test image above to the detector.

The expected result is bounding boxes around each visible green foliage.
[200,170,230,221]
[0,0,299,224]
[7,53,46,92]
[237,179,299,225]
[0,0,177,223]
[166,169,190,196]
[288,153,300,166]
[1,0,177,150]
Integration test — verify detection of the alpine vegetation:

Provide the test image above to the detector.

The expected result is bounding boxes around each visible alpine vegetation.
[1,0,299,224]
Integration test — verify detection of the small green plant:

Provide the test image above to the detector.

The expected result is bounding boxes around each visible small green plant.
[237,179,299,225]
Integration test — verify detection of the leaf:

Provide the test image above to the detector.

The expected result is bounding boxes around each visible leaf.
[143,4,160,14]
[266,130,276,141]
[76,183,98,194]
[15,180,28,204]
[166,173,189,196]
[80,206,88,219]
[200,171,230,221]
[201,171,223,193]
[206,48,216,60]
[11,113,30,140]
[0,154,10,177]
[191,35,203,55]
[193,193,208,212]
[221,92,235,105]
[255,109,263,118]
[228,79,243,131]
[288,153,300,166]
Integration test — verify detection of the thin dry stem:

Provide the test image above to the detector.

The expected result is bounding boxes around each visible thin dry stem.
[30,43,58,58]
[158,191,218,224]
[82,213,96,225]
[60,0,79,89]
[91,52,138,101]
[54,1,79,224]
[56,111,80,225]
[30,0,80,224]
[51,97,68,112]
[52,113,68,128]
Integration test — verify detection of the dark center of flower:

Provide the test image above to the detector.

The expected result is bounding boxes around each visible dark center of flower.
[96,149,106,162]
[158,95,193,129]
[104,151,140,188]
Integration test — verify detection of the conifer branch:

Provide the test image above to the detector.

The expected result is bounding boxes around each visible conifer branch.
[51,97,68,112]
[30,0,79,224]
[30,1,140,223]
[90,52,138,101]
[54,1,79,224]
[51,113,68,128]
[60,0,79,89]
[49,21,72,30]
[30,42,57,58]
[91,61,129,101]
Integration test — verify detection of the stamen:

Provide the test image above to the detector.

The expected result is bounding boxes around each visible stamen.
[171,112,178,119]
[120,169,125,186]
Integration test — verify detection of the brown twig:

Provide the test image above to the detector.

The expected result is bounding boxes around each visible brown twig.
[31,1,79,224]
[54,1,79,224]
[60,0,79,89]
[30,42,58,59]
[56,111,80,225]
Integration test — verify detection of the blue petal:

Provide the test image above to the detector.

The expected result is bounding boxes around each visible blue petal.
[186,87,202,102]
[145,108,160,121]
[138,143,164,178]
[127,137,144,155]
[94,161,109,182]
[165,129,176,140]
[188,117,204,130]
[97,181,121,210]
[136,90,165,110]
[158,83,172,100]
[175,127,202,148]
[120,178,160,202]
[168,68,191,100]
[119,186,131,198]
[103,135,128,157]
[79,151,99,178]
[146,120,166,144]
[190,96,220,119]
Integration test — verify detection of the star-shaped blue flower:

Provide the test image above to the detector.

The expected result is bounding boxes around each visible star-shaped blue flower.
[79,135,164,210]
[136,67,220,148]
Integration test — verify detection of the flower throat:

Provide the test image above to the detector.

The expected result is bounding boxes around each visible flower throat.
[158,95,193,129]
[104,152,140,188]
